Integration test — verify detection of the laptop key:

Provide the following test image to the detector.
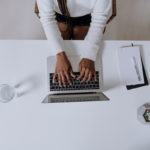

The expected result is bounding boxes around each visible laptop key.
[49,72,100,91]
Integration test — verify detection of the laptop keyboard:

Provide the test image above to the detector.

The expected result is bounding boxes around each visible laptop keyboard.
[49,72,99,91]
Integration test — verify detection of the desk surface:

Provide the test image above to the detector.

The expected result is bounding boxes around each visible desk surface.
[0,40,150,150]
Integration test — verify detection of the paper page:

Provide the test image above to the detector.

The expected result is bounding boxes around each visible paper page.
[118,46,144,85]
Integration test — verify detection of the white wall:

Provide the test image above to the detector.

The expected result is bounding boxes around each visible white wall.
[0,0,45,39]
[103,0,150,40]
[0,0,150,40]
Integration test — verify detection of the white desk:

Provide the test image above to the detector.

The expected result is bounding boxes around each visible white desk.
[0,40,150,150]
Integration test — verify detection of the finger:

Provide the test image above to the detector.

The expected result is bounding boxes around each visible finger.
[81,69,89,83]
[58,74,62,87]
[64,72,72,85]
[52,73,57,83]
[86,72,92,83]
[60,72,66,87]
[94,71,97,82]
[70,70,76,78]
[77,68,85,80]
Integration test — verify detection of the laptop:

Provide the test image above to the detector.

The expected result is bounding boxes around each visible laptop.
[42,53,109,103]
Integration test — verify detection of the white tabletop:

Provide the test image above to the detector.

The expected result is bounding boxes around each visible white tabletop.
[0,40,150,150]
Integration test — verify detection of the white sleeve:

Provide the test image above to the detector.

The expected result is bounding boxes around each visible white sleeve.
[37,0,65,55]
[83,0,112,61]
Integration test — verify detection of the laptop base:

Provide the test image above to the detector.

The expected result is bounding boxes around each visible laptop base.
[42,92,109,103]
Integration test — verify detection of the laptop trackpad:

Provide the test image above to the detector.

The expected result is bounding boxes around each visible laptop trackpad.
[42,93,109,103]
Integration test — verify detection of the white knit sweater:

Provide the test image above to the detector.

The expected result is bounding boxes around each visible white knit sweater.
[37,0,111,61]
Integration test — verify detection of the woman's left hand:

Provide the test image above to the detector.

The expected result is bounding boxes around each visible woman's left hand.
[77,58,97,83]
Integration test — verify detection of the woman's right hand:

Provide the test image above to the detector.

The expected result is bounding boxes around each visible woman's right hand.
[53,51,76,87]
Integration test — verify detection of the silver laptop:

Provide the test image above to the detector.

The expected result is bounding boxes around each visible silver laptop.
[42,55,109,103]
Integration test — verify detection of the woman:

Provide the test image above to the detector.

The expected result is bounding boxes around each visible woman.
[37,0,111,87]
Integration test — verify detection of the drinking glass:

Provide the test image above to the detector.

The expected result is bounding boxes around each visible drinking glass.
[0,84,16,103]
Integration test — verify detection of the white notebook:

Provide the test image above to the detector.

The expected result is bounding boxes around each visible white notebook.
[118,45,144,85]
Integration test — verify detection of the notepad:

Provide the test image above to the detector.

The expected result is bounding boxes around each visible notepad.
[118,45,144,85]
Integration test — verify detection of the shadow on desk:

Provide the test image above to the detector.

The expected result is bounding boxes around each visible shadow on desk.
[14,73,42,97]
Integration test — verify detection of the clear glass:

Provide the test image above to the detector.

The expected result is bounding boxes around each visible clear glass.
[0,84,16,103]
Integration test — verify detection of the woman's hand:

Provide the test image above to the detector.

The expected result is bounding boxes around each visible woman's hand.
[53,51,76,87]
[77,58,97,83]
